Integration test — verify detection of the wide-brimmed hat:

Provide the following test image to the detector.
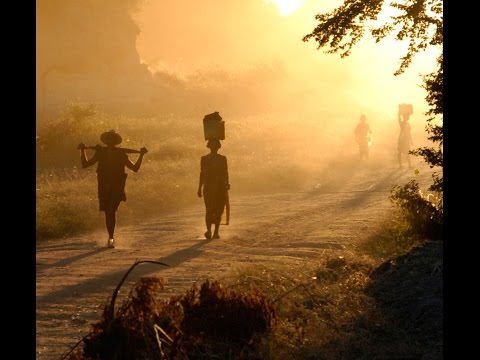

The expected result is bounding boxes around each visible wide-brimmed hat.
[207,139,221,149]
[100,130,122,145]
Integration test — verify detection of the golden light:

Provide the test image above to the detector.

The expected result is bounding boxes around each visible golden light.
[264,0,304,16]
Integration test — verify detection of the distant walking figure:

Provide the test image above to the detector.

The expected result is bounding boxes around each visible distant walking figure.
[354,114,372,160]
[78,130,147,248]
[397,111,413,168]
[197,139,230,240]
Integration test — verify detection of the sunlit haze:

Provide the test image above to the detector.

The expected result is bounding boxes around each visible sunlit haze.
[264,0,304,16]
[37,0,442,174]
[36,2,443,356]
[133,0,440,127]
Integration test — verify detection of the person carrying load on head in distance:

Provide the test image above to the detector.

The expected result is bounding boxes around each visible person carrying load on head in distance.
[354,114,372,160]
[78,129,148,248]
[397,104,414,168]
[197,138,230,240]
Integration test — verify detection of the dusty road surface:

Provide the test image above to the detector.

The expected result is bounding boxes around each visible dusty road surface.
[36,159,436,359]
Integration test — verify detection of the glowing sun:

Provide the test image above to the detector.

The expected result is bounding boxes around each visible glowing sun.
[265,0,304,16]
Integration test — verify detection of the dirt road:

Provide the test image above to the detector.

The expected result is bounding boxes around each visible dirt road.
[36,159,435,359]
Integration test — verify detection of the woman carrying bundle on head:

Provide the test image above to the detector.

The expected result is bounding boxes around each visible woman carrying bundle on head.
[197,138,230,240]
[397,104,414,168]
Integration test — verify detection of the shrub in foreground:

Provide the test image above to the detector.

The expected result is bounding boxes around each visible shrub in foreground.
[67,275,276,359]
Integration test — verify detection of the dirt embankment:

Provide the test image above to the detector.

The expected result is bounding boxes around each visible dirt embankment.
[368,241,443,358]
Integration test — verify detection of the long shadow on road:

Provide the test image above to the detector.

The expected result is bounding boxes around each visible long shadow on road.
[37,238,213,305]
[225,166,410,251]
[241,168,406,243]
[36,241,98,252]
[37,248,110,272]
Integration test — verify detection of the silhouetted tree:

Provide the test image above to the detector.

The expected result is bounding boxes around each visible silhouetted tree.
[303,0,443,238]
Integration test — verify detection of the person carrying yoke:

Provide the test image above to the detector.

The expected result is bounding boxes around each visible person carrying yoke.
[78,130,148,248]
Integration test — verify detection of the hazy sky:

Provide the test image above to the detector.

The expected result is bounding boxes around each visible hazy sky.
[37,0,441,145]
[133,0,441,121]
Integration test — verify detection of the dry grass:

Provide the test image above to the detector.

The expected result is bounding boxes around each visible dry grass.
[218,254,378,360]
[215,231,441,359]
[358,211,425,260]
[36,107,346,241]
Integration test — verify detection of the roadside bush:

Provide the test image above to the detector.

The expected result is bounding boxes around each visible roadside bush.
[69,276,276,360]
[390,179,442,240]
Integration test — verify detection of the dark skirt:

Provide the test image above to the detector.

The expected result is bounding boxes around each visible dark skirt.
[97,173,127,212]
[203,188,226,224]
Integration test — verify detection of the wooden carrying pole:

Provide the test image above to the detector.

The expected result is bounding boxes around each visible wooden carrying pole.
[78,145,142,154]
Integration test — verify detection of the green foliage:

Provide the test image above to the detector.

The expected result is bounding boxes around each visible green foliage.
[390,179,442,240]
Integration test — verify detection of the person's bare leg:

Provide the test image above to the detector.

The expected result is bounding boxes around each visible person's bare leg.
[406,153,412,168]
[105,211,116,247]
[213,222,220,239]
[205,214,212,239]
[398,152,403,167]
[212,212,221,239]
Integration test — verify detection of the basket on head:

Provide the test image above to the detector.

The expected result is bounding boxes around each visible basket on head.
[203,111,225,140]
[399,104,413,117]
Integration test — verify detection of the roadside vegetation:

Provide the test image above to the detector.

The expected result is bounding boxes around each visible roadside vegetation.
[62,208,441,360]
